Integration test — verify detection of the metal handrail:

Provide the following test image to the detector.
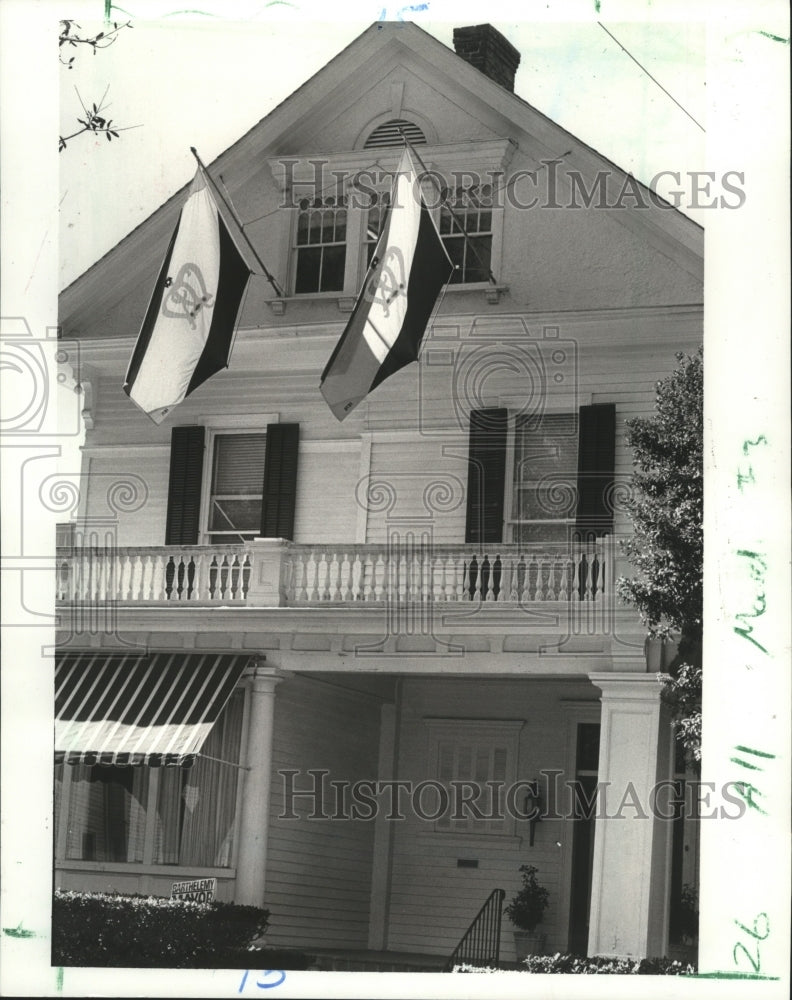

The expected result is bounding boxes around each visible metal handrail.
[443,888,505,972]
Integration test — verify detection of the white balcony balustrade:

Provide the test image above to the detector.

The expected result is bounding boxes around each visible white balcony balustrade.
[56,545,253,605]
[56,538,613,610]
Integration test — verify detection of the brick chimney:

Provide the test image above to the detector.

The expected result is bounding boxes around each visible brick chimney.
[453,24,521,92]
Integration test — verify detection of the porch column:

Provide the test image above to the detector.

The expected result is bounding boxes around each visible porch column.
[586,672,674,958]
[235,663,286,907]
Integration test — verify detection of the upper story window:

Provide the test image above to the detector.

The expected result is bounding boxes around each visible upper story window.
[294,196,347,294]
[269,138,515,300]
[207,432,268,543]
[508,412,578,543]
[464,404,616,545]
[439,185,493,284]
[165,423,300,546]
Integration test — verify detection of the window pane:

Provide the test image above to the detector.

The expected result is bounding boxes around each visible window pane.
[212,434,267,494]
[511,413,578,536]
[463,235,491,282]
[295,246,322,293]
[576,723,601,773]
[209,498,262,533]
[514,485,576,521]
[513,521,573,544]
[64,765,149,863]
[319,245,346,292]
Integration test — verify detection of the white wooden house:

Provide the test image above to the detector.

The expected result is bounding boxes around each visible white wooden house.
[56,21,703,966]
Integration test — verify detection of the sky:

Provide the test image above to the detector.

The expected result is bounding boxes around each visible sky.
[55,2,713,289]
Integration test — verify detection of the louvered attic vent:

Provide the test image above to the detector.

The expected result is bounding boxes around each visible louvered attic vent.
[364,119,427,149]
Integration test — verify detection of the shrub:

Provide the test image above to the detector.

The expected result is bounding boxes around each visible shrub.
[503,864,550,932]
[521,953,696,975]
[52,890,269,968]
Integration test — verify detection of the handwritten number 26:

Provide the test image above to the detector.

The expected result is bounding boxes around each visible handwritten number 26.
[732,912,769,974]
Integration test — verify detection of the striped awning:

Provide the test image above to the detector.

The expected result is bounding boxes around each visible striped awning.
[55,651,249,768]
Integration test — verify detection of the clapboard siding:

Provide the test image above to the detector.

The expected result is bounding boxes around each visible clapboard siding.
[365,439,469,544]
[81,450,170,546]
[263,675,381,950]
[384,676,599,959]
[77,314,698,547]
[293,445,360,543]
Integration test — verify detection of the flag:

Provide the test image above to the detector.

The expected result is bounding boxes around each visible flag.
[124,168,251,423]
[320,147,453,421]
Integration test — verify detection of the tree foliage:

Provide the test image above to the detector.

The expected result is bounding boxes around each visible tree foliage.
[618,348,703,764]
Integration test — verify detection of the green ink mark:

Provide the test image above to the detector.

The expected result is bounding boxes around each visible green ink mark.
[57,967,64,992]
[742,434,768,453]
[734,620,769,654]
[757,31,789,44]
[736,465,755,490]
[734,745,775,758]
[695,972,779,980]
[2,922,36,938]
[732,780,767,815]
[595,1,601,13]
[730,756,762,771]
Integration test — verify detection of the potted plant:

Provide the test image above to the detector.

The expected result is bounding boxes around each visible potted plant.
[504,864,549,959]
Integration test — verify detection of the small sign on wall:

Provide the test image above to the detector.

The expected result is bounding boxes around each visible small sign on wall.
[170,877,217,903]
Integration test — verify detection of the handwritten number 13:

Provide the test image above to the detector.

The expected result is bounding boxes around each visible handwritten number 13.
[239,969,286,992]
[732,912,769,973]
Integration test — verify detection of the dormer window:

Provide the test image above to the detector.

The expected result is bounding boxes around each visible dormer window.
[364,118,427,149]
[294,196,348,293]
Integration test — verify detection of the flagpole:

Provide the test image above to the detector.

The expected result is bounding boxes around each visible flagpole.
[398,130,498,287]
[190,146,284,298]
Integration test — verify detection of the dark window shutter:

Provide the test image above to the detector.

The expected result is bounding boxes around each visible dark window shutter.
[165,426,205,544]
[465,408,507,544]
[260,423,300,540]
[576,403,616,536]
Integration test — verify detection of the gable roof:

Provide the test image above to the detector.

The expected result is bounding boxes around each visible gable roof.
[59,20,702,334]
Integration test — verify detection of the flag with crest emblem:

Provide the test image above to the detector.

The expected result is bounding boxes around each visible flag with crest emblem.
[124,168,251,424]
[320,147,453,421]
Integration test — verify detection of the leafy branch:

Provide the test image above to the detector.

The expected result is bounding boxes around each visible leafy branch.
[59,86,139,153]
[59,19,133,68]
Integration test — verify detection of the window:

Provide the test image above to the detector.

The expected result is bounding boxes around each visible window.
[464,404,616,544]
[427,719,522,835]
[439,185,493,284]
[207,433,267,543]
[165,423,300,545]
[294,196,347,294]
[55,690,245,869]
[508,412,578,543]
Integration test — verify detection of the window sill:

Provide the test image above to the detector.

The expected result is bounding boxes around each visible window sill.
[55,859,236,878]
[267,293,355,315]
[443,282,508,304]
[267,284,508,314]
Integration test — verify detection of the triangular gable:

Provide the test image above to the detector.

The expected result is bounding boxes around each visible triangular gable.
[60,21,702,339]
